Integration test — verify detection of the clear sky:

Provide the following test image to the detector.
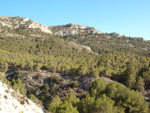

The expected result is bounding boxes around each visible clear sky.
[1,0,150,40]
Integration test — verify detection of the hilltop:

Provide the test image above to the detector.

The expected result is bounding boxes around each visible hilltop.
[0,16,149,56]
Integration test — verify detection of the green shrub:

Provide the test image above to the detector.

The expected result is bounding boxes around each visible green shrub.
[35,74,41,79]
[11,78,27,96]
[49,76,64,84]
[69,81,80,88]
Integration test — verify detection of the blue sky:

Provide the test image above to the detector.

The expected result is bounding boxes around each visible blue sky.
[1,0,150,40]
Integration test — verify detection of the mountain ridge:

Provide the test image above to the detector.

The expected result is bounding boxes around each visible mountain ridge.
[0,16,147,41]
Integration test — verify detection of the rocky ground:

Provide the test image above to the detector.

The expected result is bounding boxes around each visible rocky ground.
[5,69,115,109]
[0,81,45,113]
[5,69,150,109]
[5,69,96,108]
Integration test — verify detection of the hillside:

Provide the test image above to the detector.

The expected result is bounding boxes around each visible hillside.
[1,16,150,56]
[50,23,102,35]
[0,80,45,113]
[0,16,150,113]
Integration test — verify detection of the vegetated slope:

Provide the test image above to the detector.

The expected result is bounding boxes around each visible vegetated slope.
[0,16,150,113]
[51,23,150,56]
[1,16,150,56]
[61,33,150,56]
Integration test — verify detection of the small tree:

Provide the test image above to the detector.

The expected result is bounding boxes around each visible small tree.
[48,96,62,113]
[136,76,145,92]
[89,79,106,98]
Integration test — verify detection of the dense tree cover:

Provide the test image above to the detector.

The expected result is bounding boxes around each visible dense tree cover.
[48,79,149,113]
[0,35,97,74]
[1,34,150,90]
[1,25,150,112]
[63,34,150,56]
[48,94,79,113]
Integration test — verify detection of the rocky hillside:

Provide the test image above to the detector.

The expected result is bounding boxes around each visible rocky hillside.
[50,23,102,36]
[2,68,114,110]
[1,16,150,112]
[0,16,52,34]
[0,81,45,113]
[0,16,148,41]
[1,16,150,56]
[5,69,97,109]
[0,16,102,36]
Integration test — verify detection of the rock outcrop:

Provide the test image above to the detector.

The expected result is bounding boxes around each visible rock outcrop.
[51,23,102,36]
[0,81,45,113]
[0,17,102,36]
[0,16,52,34]
[70,42,92,52]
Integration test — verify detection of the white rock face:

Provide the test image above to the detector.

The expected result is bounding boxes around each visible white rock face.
[0,16,103,35]
[0,21,12,28]
[70,24,88,29]
[0,81,45,113]
[54,29,78,35]
[27,21,52,34]
[110,32,123,38]
[0,16,13,28]
[0,16,52,34]
[53,24,102,36]
[70,42,92,52]
[81,45,92,51]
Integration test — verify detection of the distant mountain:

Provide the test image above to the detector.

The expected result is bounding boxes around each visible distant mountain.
[0,16,146,40]
[0,16,102,36]
[0,16,149,56]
